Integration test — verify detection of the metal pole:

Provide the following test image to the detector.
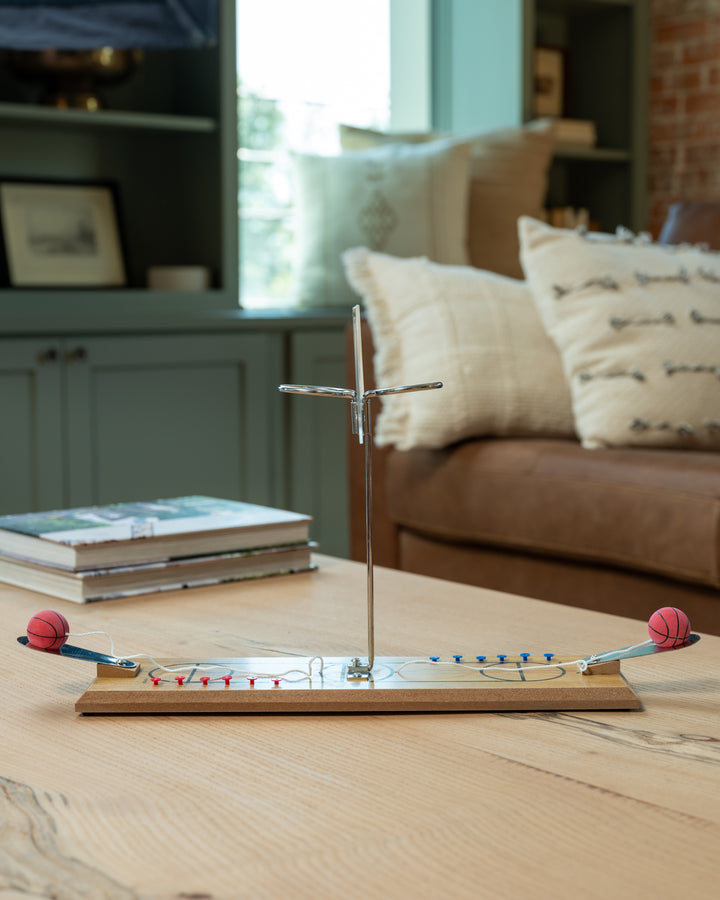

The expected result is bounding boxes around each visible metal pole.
[364,397,374,671]
[279,304,441,680]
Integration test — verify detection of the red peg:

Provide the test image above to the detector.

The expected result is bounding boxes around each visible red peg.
[273,679,281,687]
[175,676,185,686]
[151,676,162,686]
[247,677,256,686]
[200,676,210,686]
[222,675,232,686]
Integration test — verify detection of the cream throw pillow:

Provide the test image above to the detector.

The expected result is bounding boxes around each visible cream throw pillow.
[340,120,555,279]
[519,216,720,450]
[343,247,575,450]
[290,139,471,308]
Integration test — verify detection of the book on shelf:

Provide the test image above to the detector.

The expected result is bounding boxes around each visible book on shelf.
[0,542,316,603]
[545,206,593,229]
[0,496,312,571]
[551,118,597,148]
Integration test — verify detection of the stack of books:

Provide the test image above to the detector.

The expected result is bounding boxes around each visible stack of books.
[0,496,315,603]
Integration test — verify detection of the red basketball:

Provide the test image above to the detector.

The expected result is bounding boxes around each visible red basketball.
[648,607,691,649]
[27,610,69,651]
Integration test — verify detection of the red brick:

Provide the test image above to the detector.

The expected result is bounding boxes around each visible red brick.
[652,44,680,67]
[645,3,720,230]
[683,38,720,65]
[687,119,710,139]
[653,0,701,14]
[686,141,720,163]
[686,116,720,138]
[667,68,703,90]
[686,90,720,112]
[655,19,708,43]
[651,94,681,114]
[649,170,679,194]
[649,121,688,142]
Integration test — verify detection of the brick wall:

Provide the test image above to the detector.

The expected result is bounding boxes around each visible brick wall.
[649,0,720,235]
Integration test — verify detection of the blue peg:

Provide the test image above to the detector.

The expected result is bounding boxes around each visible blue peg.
[497,654,507,662]
[429,656,440,662]
[476,655,486,662]
[453,654,463,662]
[544,653,555,661]
[520,653,530,662]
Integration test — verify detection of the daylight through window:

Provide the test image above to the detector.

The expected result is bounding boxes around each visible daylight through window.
[236,0,391,308]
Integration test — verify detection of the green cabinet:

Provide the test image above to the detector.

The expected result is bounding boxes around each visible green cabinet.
[0,338,64,513]
[0,324,354,560]
[432,0,649,231]
[0,332,285,516]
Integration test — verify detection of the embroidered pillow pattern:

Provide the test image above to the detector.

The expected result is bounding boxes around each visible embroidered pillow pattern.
[519,216,720,450]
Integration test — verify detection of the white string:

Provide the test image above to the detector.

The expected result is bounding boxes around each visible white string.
[123,654,324,682]
[70,630,117,656]
[394,657,587,678]
[69,631,324,681]
[70,628,651,683]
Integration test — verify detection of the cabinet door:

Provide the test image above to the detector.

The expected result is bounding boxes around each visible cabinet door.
[287,330,348,558]
[63,333,284,509]
[0,339,64,513]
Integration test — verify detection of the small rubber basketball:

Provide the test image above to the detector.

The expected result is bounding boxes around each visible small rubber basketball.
[648,607,691,649]
[27,610,69,651]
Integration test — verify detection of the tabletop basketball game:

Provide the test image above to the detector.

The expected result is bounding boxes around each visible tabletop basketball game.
[17,603,699,714]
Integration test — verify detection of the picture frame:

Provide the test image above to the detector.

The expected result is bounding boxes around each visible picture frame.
[533,46,565,118]
[0,179,127,287]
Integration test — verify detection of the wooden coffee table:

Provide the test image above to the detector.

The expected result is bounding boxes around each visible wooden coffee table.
[3,554,719,897]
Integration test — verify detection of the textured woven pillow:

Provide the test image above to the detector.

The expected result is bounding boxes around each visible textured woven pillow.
[343,247,575,450]
[340,120,555,279]
[519,216,720,450]
[290,139,471,308]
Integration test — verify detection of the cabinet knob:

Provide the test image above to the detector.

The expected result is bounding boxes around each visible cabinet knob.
[37,347,58,364]
[65,347,87,363]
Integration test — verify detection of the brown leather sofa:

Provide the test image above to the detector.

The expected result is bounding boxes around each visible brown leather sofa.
[348,202,720,636]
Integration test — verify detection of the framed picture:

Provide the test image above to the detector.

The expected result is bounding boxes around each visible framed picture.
[0,179,127,287]
[533,46,565,118]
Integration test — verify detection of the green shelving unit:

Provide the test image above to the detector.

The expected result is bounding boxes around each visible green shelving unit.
[0,2,238,325]
[432,0,649,231]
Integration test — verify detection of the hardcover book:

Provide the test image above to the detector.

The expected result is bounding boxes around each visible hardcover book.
[552,118,597,147]
[0,497,312,571]
[0,542,315,603]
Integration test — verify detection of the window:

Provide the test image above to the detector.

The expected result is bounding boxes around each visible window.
[237,0,429,308]
[237,0,390,308]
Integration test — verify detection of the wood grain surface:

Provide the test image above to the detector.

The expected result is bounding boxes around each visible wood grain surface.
[2,554,719,899]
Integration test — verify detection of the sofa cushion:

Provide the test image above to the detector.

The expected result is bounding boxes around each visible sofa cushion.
[343,248,575,450]
[290,138,472,307]
[340,120,555,279]
[519,216,720,451]
[385,438,720,588]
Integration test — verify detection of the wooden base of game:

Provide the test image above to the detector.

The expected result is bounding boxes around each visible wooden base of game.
[75,654,641,714]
